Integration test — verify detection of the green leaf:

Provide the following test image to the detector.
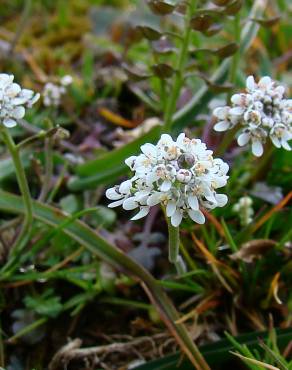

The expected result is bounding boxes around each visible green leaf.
[24,289,63,318]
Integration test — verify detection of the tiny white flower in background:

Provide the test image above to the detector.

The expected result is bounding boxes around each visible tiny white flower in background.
[0,73,40,128]
[42,75,72,107]
[213,76,292,156]
[106,133,229,227]
[233,196,254,227]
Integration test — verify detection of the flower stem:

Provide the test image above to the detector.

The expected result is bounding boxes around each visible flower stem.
[167,218,186,274]
[1,127,33,266]
[163,0,196,131]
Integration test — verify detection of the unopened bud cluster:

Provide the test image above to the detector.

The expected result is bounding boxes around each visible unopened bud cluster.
[233,196,254,226]
[43,75,73,107]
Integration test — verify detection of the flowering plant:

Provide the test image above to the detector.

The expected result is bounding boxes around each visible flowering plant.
[213,76,292,156]
[106,133,229,227]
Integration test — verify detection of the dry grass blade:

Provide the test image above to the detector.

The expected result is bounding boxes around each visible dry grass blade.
[251,192,292,233]
[191,233,234,293]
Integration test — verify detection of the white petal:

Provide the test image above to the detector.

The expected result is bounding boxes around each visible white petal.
[229,107,244,116]
[147,192,161,206]
[188,195,199,210]
[215,194,228,207]
[258,76,271,89]
[123,197,138,210]
[270,135,281,148]
[7,83,21,96]
[160,180,171,192]
[214,120,230,132]
[125,156,136,169]
[252,140,264,157]
[188,210,205,224]
[213,106,229,119]
[231,94,242,105]
[119,180,132,194]
[30,92,40,105]
[237,132,250,146]
[3,118,17,127]
[166,201,176,217]
[105,187,121,200]
[171,211,182,227]
[12,106,25,119]
[176,133,185,146]
[159,134,173,145]
[146,171,158,186]
[141,143,156,157]
[213,177,227,188]
[281,140,291,151]
[246,75,256,90]
[134,190,150,202]
[131,207,149,221]
[108,199,124,208]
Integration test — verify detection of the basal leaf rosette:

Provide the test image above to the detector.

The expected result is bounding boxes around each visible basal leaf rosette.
[106,134,229,227]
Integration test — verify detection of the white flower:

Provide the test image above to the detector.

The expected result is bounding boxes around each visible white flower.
[106,133,229,227]
[0,73,39,128]
[213,75,292,156]
[42,75,72,107]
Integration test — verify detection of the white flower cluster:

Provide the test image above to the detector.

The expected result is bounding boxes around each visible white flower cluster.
[233,196,254,226]
[0,73,40,128]
[213,76,292,156]
[43,75,73,107]
[106,134,229,227]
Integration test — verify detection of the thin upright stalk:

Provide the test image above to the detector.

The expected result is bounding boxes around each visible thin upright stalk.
[1,127,33,260]
[163,0,196,131]
[38,121,54,202]
[167,217,186,275]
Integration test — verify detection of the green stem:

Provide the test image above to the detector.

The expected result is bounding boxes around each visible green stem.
[1,127,33,262]
[38,122,54,202]
[168,222,179,263]
[167,218,186,274]
[163,0,196,131]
